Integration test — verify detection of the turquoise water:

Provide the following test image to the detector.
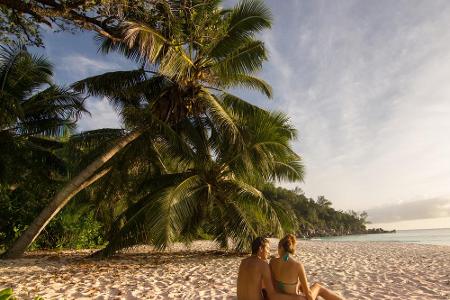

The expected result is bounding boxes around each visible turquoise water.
[315,228,450,246]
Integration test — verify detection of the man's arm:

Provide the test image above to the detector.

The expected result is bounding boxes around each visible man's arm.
[262,261,277,296]
[268,259,277,291]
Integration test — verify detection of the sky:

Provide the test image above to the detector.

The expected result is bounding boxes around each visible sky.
[32,0,450,230]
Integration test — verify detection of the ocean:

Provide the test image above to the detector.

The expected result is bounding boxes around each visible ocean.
[315,228,450,246]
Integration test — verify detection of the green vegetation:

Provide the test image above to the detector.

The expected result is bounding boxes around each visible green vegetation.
[0,42,87,253]
[0,288,44,300]
[0,0,149,46]
[0,288,14,300]
[0,0,371,258]
[263,186,369,237]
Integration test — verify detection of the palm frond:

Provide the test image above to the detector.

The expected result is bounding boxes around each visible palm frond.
[100,174,205,255]
[272,160,304,182]
[96,34,146,64]
[159,46,194,80]
[14,85,86,137]
[68,128,126,152]
[199,89,240,143]
[213,39,267,79]
[66,129,127,172]
[209,0,272,59]
[220,92,268,115]
[265,191,299,234]
[72,69,146,108]
[221,74,272,98]
[122,21,168,63]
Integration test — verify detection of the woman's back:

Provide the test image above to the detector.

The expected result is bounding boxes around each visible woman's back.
[270,256,300,295]
[271,234,346,300]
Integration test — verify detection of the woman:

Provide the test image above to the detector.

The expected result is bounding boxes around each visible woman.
[269,234,345,300]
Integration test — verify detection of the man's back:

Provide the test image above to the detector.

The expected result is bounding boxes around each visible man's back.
[237,256,266,300]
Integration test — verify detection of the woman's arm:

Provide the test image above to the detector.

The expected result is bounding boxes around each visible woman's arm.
[298,262,314,300]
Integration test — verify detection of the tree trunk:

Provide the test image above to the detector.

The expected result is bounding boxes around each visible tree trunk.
[2,129,143,259]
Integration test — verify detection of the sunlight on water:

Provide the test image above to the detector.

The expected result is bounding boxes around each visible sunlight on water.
[317,228,450,246]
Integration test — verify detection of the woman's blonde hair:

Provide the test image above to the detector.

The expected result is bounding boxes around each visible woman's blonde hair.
[279,234,296,254]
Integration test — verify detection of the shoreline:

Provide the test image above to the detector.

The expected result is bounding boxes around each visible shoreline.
[306,238,450,247]
[296,227,396,240]
[307,228,450,247]
[1,240,449,299]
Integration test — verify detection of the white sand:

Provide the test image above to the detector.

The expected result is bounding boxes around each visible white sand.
[1,240,449,299]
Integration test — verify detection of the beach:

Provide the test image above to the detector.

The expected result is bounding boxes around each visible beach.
[1,240,449,300]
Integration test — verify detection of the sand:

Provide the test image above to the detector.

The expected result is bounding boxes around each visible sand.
[1,240,449,299]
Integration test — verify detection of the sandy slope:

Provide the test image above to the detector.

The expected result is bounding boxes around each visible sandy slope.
[1,240,449,299]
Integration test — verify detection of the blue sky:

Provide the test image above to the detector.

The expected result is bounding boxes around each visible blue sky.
[33,0,450,230]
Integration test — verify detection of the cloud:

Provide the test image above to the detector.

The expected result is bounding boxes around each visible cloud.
[366,198,450,223]
[31,0,450,229]
[57,54,122,80]
[77,97,121,132]
[259,0,450,218]
[34,31,136,132]
[33,29,137,86]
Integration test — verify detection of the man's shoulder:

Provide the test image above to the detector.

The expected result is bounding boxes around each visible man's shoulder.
[240,256,252,265]
[269,257,280,264]
[241,256,269,268]
[241,256,253,262]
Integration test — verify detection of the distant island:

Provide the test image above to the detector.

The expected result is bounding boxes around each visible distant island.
[297,227,396,239]
[366,228,396,234]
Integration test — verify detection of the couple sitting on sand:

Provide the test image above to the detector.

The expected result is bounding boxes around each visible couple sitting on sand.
[237,235,344,300]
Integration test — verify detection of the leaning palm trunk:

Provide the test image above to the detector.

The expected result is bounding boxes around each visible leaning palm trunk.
[2,129,143,259]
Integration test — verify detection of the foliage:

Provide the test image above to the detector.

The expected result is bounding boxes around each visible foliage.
[263,185,369,237]
[0,42,85,189]
[0,43,93,252]
[73,0,274,130]
[0,165,105,252]
[36,201,105,250]
[4,0,278,258]
[64,0,298,255]
[0,288,13,300]
[0,288,44,300]
[98,106,302,256]
[0,0,150,46]
[1,0,368,258]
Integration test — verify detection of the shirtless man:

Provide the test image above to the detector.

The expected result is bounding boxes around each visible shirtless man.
[237,237,305,300]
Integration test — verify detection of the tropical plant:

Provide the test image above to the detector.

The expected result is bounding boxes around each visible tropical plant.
[98,104,302,256]
[0,43,85,253]
[0,42,85,187]
[0,288,13,300]
[264,186,369,237]
[4,0,286,258]
[317,195,332,208]
[0,0,152,46]
[0,288,44,300]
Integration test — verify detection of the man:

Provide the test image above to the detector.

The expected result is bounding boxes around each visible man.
[237,237,305,300]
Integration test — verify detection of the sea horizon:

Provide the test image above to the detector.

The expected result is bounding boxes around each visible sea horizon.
[316,227,450,246]
[385,227,450,231]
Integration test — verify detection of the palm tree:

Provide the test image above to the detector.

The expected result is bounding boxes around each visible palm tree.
[3,0,277,258]
[97,104,303,256]
[0,43,85,191]
[0,43,86,253]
